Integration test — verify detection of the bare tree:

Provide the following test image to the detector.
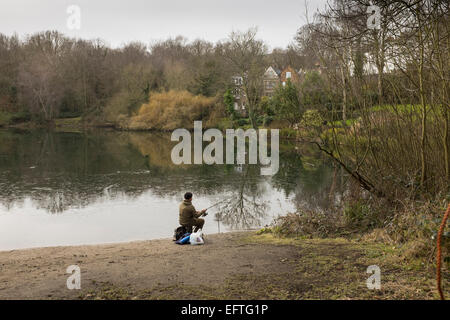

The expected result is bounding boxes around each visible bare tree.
[222,28,268,128]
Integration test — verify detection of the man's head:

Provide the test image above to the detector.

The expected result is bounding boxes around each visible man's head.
[184,192,193,201]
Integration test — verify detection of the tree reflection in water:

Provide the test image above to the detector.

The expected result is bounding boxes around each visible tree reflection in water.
[213,166,268,230]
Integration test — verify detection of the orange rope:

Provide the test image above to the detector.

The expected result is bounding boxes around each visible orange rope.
[437,203,449,300]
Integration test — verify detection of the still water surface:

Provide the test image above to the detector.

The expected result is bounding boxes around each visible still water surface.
[0,129,338,250]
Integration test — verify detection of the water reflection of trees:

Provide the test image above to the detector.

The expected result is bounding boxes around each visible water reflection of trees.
[214,166,268,230]
[270,146,346,213]
[0,130,267,215]
[0,130,340,228]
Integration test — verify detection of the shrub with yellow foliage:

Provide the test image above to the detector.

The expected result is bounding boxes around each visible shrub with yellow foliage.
[127,90,217,131]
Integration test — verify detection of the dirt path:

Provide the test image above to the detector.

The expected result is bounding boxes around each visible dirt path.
[0,232,442,299]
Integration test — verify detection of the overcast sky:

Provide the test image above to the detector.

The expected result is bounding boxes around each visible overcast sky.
[0,0,328,49]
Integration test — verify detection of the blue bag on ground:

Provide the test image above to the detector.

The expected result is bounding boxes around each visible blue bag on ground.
[175,233,191,245]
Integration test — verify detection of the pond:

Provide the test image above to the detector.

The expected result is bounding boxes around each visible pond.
[0,129,341,250]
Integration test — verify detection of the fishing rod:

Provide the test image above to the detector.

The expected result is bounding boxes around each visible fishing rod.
[205,199,226,210]
[200,196,234,217]
[205,197,232,210]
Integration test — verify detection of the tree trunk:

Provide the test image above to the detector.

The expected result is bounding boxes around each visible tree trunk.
[340,64,347,122]
[418,26,427,188]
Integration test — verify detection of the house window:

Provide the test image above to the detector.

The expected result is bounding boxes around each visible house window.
[233,76,243,86]
[286,72,291,79]
[234,102,239,110]
[266,80,278,90]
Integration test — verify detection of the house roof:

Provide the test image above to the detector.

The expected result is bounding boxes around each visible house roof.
[264,66,280,78]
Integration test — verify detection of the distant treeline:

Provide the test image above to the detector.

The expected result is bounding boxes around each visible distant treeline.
[0,29,310,124]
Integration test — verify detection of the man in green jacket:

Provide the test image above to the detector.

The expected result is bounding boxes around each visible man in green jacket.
[179,192,207,232]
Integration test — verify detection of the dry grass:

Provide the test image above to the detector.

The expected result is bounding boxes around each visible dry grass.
[268,211,346,239]
[270,196,450,271]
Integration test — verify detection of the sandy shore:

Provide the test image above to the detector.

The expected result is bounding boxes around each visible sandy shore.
[0,232,296,299]
[0,231,441,299]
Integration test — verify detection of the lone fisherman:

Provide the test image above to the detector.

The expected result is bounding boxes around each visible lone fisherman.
[179,192,207,233]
